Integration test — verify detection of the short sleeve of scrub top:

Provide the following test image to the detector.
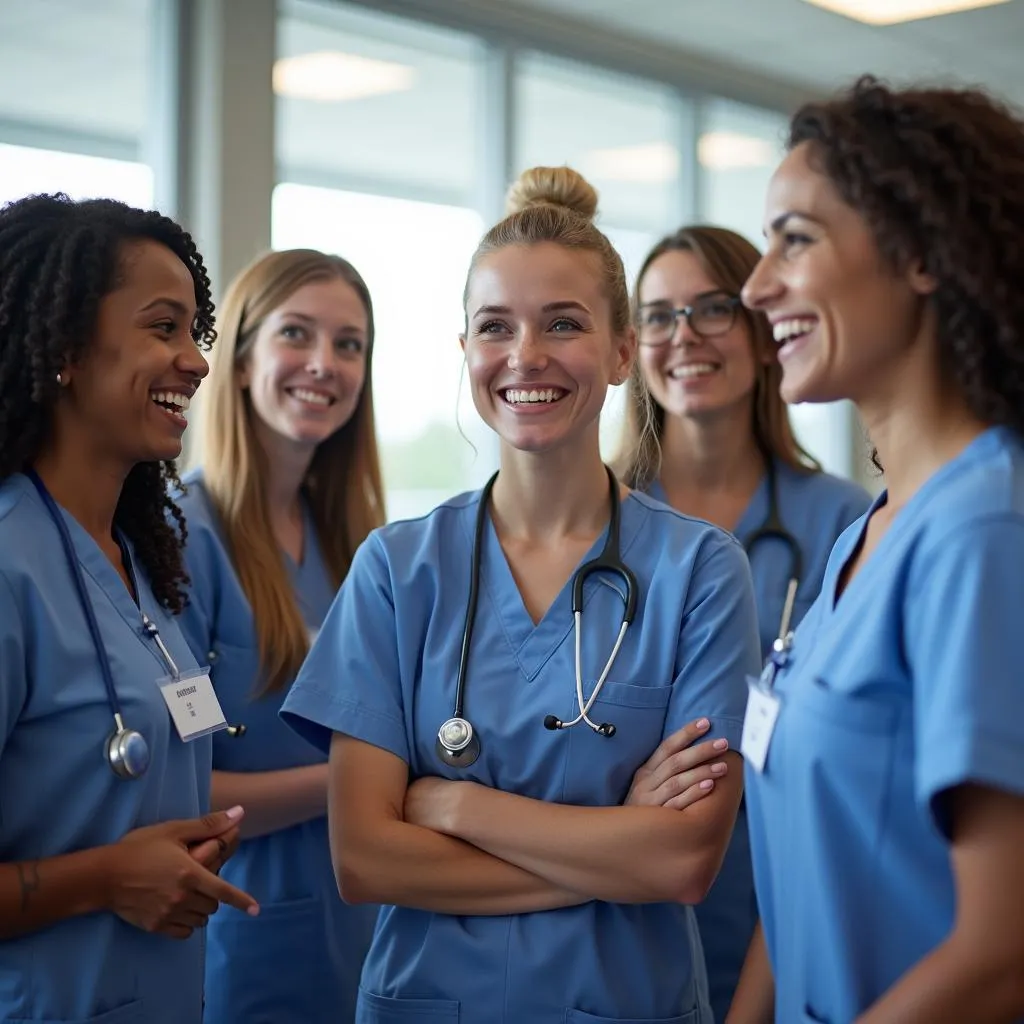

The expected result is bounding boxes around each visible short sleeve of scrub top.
[907,514,1024,829]
[660,524,759,746]
[281,532,410,762]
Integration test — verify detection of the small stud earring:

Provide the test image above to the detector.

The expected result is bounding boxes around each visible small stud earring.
[56,372,63,385]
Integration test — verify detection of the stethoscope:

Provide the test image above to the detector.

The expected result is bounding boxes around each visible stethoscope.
[26,470,243,779]
[741,460,804,646]
[436,465,638,769]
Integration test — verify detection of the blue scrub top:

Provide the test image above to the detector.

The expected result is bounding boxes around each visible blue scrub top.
[647,460,870,1024]
[281,488,761,1024]
[746,427,1024,1023]
[176,471,378,1024]
[648,460,871,661]
[0,473,210,1024]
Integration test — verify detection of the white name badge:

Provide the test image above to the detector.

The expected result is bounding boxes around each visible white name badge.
[741,676,781,774]
[159,668,228,742]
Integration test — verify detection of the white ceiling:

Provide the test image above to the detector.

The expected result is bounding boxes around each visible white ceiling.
[513,0,1024,107]
[1,0,1022,220]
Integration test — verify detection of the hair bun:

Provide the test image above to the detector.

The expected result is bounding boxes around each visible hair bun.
[505,166,599,221]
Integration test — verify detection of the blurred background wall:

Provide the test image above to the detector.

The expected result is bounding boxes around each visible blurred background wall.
[3,0,1021,518]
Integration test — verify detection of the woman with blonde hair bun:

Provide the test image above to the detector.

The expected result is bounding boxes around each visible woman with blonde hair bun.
[281,166,760,1024]
[176,247,385,1022]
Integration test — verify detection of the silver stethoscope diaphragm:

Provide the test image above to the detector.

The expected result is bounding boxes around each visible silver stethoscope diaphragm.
[436,716,481,768]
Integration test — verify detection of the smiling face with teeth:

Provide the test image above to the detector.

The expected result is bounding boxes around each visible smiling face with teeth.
[55,239,208,466]
[743,142,937,406]
[238,277,369,454]
[637,249,760,423]
[462,242,633,456]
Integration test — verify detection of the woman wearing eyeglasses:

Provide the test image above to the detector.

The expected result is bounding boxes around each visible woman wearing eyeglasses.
[616,225,871,1024]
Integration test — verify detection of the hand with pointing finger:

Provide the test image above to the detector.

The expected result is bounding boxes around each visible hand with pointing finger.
[106,806,259,940]
[626,717,731,810]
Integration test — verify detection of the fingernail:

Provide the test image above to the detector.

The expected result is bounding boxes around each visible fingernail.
[696,718,710,730]
[713,738,728,750]
[699,779,714,790]
[711,762,727,774]
[226,805,244,820]
[247,904,260,917]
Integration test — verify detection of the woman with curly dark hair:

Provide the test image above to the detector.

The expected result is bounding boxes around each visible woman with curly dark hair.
[727,77,1024,1024]
[0,193,258,1023]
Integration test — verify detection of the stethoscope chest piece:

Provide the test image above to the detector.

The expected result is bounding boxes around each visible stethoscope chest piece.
[436,717,481,768]
[106,719,151,780]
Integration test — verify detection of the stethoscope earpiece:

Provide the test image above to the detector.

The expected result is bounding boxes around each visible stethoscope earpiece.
[544,714,615,737]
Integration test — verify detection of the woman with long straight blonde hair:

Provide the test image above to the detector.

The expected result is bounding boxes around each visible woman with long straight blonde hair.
[617,225,871,1024]
[176,248,385,1023]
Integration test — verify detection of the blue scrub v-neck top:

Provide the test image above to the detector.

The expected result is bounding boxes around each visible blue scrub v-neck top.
[745,427,1024,1023]
[281,487,761,1024]
[176,471,378,1024]
[0,472,210,1024]
[646,460,870,1023]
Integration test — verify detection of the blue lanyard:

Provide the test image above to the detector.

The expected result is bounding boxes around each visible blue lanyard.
[26,470,129,721]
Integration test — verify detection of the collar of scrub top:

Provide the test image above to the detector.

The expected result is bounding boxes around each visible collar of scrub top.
[25,469,170,779]
[436,464,639,770]
[742,458,804,645]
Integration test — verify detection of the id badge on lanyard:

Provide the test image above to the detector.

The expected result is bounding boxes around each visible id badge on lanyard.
[145,615,228,742]
[741,632,790,774]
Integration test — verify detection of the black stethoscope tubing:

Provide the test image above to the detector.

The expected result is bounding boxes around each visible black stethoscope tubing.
[437,465,637,769]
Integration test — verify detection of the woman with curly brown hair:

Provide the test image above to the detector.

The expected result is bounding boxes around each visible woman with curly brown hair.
[0,193,257,1023]
[729,77,1024,1024]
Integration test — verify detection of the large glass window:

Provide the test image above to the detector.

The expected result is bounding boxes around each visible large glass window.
[0,144,153,209]
[699,98,787,250]
[275,1,489,522]
[0,0,153,208]
[515,53,686,462]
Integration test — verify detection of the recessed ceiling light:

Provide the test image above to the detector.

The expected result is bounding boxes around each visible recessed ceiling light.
[273,51,417,103]
[800,0,1011,26]
[582,143,680,183]
[698,132,778,170]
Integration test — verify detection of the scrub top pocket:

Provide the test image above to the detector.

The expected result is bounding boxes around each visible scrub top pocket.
[27,1000,146,1024]
[789,679,903,847]
[203,897,327,1023]
[356,989,460,1023]
[801,1006,833,1023]
[563,1006,699,1024]
[797,676,902,733]
[561,682,672,806]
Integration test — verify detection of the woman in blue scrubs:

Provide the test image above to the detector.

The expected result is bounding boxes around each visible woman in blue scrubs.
[0,194,257,1023]
[617,225,871,1022]
[281,165,762,1024]
[176,248,385,1023]
[730,77,1024,1024]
